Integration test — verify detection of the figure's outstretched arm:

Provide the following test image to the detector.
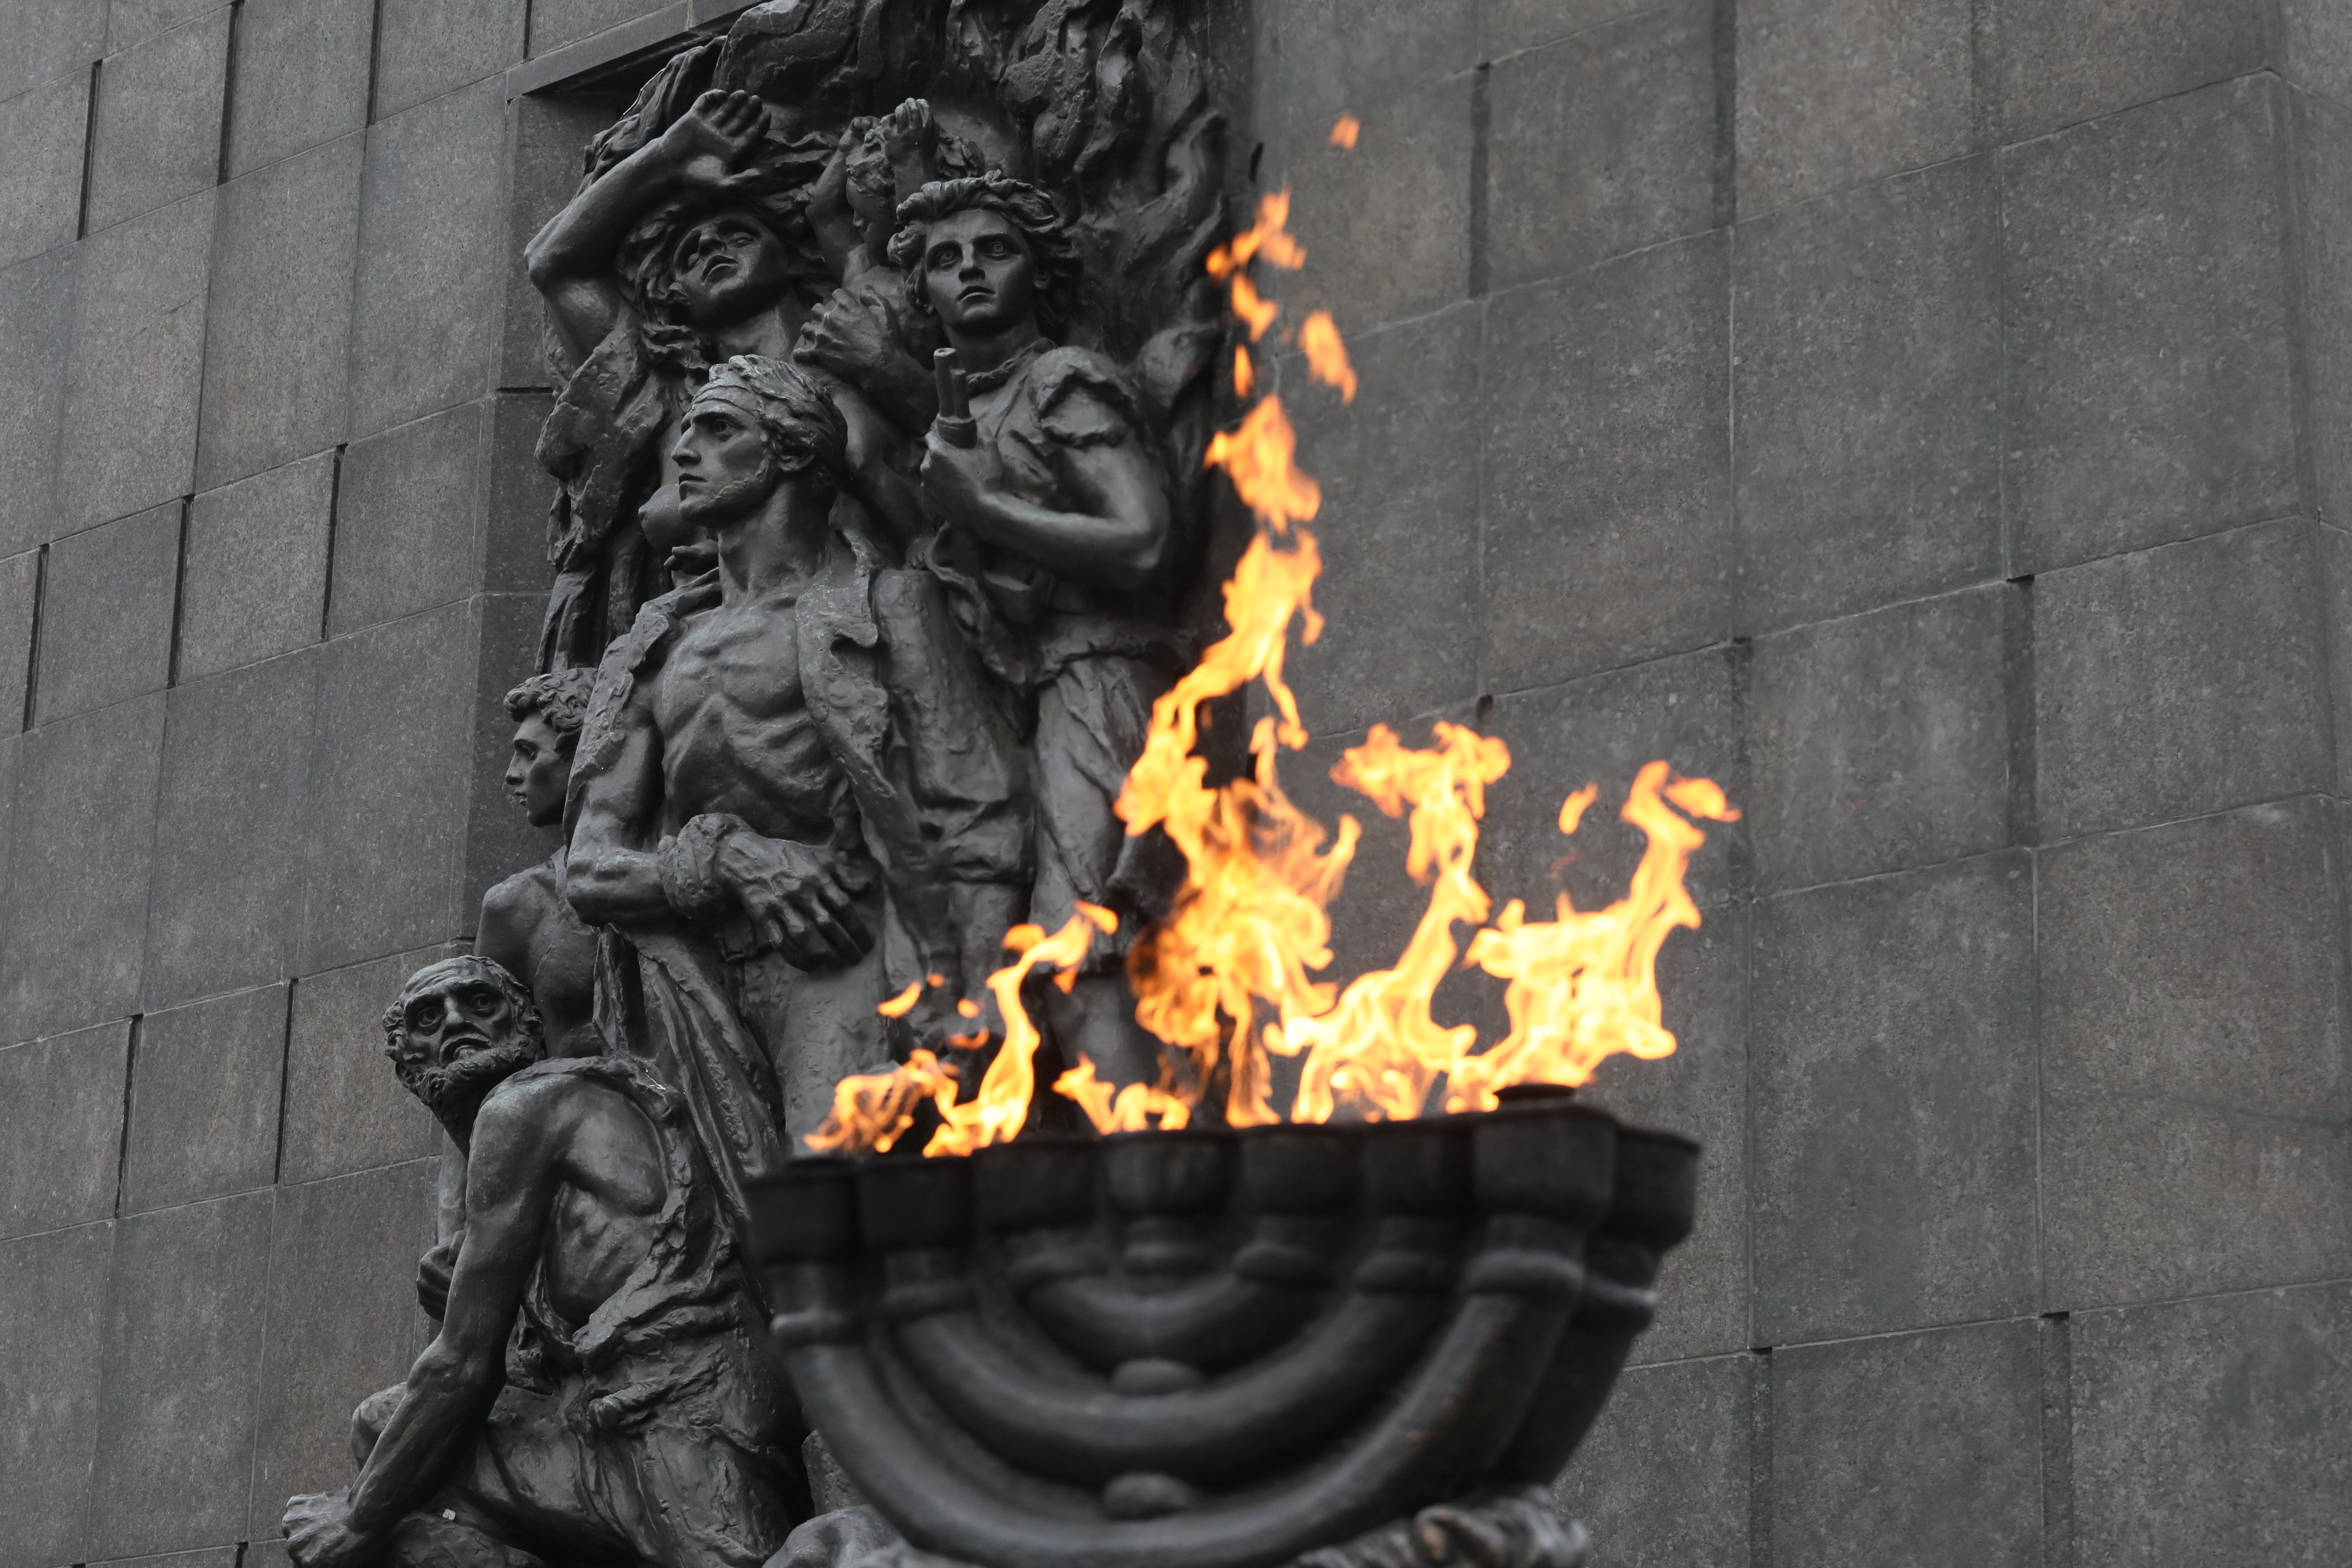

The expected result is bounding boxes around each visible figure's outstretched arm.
[920,424,1173,594]
[284,1091,568,1566]
[525,88,772,363]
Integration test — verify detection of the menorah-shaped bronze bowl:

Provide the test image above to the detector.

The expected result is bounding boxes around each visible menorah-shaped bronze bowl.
[746,1097,1698,1568]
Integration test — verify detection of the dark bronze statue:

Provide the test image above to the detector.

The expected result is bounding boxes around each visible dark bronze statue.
[479,669,603,1055]
[283,957,804,1568]
[263,4,1690,1564]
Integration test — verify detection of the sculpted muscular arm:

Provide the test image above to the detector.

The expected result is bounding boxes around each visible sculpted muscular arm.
[565,654,874,965]
[920,416,1173,593]
[282,1086,570,1568]
[524,90,771,363]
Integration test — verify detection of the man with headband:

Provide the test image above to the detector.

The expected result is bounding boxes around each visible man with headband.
[565,356,1027,1228]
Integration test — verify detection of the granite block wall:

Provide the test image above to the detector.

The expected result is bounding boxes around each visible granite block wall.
[0,0,2344,1564]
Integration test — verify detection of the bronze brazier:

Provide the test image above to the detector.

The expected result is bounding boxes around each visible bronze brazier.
[746,1097,1698,1568]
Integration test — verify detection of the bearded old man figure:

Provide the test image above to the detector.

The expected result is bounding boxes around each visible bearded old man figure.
[281,956,804,1568]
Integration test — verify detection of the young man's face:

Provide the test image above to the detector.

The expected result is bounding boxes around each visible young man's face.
[505,712,573,828]
[671,393,781,527]
[672,210,792,328]
[920,208,1038,337]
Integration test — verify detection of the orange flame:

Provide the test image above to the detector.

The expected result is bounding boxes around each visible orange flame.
[1299,311,1357,402]
[807,904,1116,1156]
[1330,113,1361,149]
[809,144,1733,1155]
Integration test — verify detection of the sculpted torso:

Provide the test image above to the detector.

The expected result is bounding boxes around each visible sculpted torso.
[477,857,599,1050]
[654,589,839,844]
[522,1074,669,1324]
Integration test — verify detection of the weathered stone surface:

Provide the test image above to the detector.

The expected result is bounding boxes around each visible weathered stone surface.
[374,0,526,120]
[1268,0,1474,128]
[57,192,214,534]
[2002,78,2298,575]
[1481,645,1742,912]
[1550,1354,1750,1567]
[0,1221,110,1568]
[33,501,181,726]
[0,696,164,1042]
[106,0,226,50]
[485,392,556,591]
[119,987,286,1213]
[1273,72,1473,330]
[277,946,445,1186]
[1480,0,1652,59]
[347,76,507,438]
[178,454,334,682]
[0,550,35,734]
[1483,232,1730,690]
[1733,155,2002,631]
[2283,0,2352,109]
[2294,90,2352,533]
[1735,0,1973,218]
[2070,1283,2352,1564]
[1751,853,2037,1343]
[328,401,485,634]
[2034,519,2328,840]
[461,594,558,920]
[1770,1320,2043,1564]
[2039,801,2352,1310]
[298,603,475,972]
[528,0,673,55]
[1985,0,2268,141]
[1574,906,1750,1363]
[246,1161,439,1541]
[224,0,373,179]
[85,1193,271,1559]
[1284,305,1480,736]
[196,132,362,490]
[0,1021,128,1239]
[81,9,230,235]
[0,0,106,103]
[146,651,318,1007]
[0,249,74,558]
[1486,0,1716,291]
[1746,587,2010,893]
[0,69,90,268]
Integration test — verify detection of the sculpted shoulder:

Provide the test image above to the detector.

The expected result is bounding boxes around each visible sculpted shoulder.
[473,1061,612,1148]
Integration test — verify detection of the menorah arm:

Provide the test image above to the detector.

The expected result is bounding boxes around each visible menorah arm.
[891,1284,1452,1487]
[1021,1268,1329,1370]
[782,1278,1575,1568]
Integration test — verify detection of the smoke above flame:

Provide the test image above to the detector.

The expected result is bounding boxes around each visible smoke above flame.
[810,163,1735,1158]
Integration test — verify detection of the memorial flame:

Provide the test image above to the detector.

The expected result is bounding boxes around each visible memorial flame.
[813,178,1735,1158]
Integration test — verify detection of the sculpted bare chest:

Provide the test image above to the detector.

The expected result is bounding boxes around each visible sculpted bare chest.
[650,598,843,839]
[540,1092,668,1324]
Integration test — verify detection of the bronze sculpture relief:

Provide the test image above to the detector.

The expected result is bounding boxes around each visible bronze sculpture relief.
[285,957,804,1568]
[279,4,1716,1564]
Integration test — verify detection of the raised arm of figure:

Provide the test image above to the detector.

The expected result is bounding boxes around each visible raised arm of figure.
[525,88,773,362]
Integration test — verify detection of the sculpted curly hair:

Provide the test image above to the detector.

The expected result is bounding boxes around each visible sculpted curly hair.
[503,668,597,737]
[694,355,850,500]
[887,173,1081,337]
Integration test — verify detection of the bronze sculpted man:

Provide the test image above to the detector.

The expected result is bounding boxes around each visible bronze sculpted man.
[479,668,601,1054]
[896,173,1189,1084]
[566,355,1027,1222]
[282,957,802,1568]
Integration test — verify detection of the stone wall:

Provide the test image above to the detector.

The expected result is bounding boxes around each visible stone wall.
[1,1,2348,1564]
